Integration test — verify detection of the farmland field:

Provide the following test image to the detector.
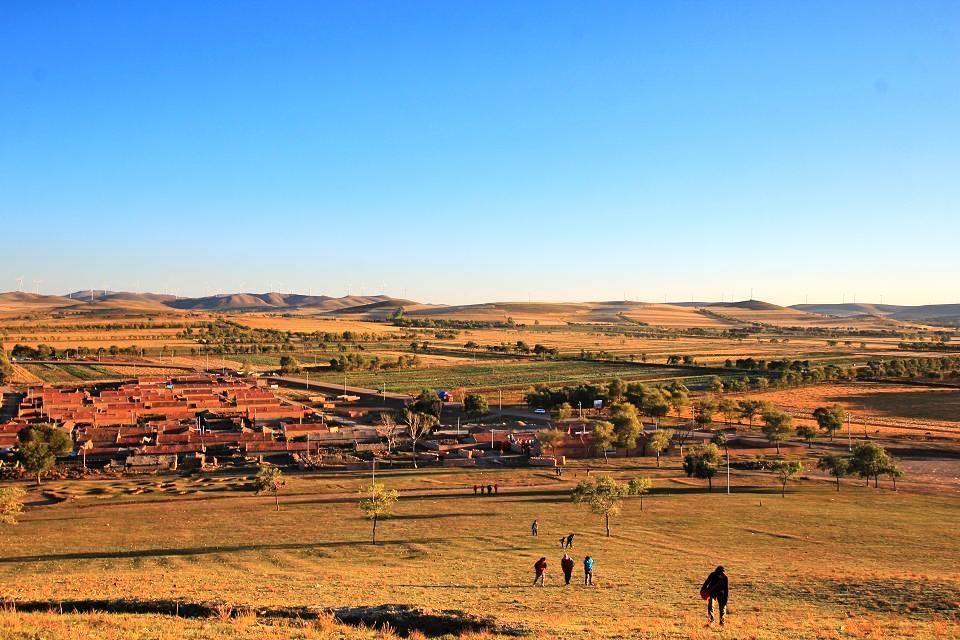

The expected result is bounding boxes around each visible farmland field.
[18,363,124,383]
[310,360,711,393]
[742,382,960,439]
[0,460,957,639]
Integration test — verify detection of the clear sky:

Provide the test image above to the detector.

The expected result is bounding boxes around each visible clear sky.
[2,1,958,306]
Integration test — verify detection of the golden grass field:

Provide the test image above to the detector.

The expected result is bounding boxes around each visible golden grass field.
[738,382,960,439]
[0,458,957,639]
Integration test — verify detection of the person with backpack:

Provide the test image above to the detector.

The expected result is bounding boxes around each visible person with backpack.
[700,566,729,625]
[583,556,594,585]
[561,553,575,585]
[533,557,548,586]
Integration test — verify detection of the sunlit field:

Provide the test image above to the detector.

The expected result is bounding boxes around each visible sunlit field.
[1,459,956,639]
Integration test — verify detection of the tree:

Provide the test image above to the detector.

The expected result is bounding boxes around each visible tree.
[644,395,670,427]
[795,424,818,447]
[737,400,766,429]
[885,461,905,491]
[359,482,398,544]
[279,355,301,374]
[817,455,850,491]
[412,389,442,418]
[813,405,846,440]
[665,384,689,419]
[692,399,717,429]
[607,378,627,404]
[254,465,286,511]
[375,412,402,454]
[556,402,574,420]
[463,393,489,418]
[770,460,803,497]
[17,425,73,486]
[0,486,26,525]
[718,398,740,425]
[627,477,652,511]
[0,345,13,385]
[572,475,630,537]
[402,410,438,468]
[849,442,893,488]
[683,444,721,491]
[647,429,672,468]
[537,428,565,458]
[761,410,793,454]
[710,431,729,455]
[591,421,615,462]
[708,376,725,394]
[610,403,642,456]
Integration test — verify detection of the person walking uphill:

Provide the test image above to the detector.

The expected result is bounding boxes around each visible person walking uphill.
[561,554,575,585]
[533,557,548,586]
[583,556,594,585]
[531,520,539,536]
[700,566,729,625]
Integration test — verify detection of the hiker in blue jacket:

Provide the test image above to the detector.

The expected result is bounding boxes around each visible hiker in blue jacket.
[583,556,594,585]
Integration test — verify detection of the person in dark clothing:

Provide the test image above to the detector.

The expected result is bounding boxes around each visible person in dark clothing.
[700,566,729,625]
[565,533,575,549]
[533,557,548,586]
[473,484,478,495]
[531,520,539,536]
[583,556,594,585]
[487,484,493,495]
[559,537,566,548]
[493,483,499,494]
[561,554,575,585]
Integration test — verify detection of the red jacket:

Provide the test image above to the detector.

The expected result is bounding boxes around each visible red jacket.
[534,559,548,573]
[561,557,575,573]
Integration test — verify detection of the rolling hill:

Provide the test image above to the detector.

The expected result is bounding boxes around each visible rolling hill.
[793,303,960,326]
[1,291,958,328]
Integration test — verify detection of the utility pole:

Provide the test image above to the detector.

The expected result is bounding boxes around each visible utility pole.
[726,447,731,494]
[847,413,852,451]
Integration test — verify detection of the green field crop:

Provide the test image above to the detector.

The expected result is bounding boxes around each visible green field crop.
[312,361,711,393]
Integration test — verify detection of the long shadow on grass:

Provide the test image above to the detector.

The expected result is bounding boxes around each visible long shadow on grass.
[291,488,572,507]
[389,512,497,520]
[0,538,451,565]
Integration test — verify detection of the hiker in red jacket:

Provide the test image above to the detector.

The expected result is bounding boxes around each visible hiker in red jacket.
[533,557,548,586]
[700,566,729,625]
[560,554,575,585]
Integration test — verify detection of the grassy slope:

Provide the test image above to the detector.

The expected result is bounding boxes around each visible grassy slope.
[0,460,957,639]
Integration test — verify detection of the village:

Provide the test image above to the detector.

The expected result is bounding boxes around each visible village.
[0,369,800,482]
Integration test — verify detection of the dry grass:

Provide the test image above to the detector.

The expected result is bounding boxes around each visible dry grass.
[0,460,956,639]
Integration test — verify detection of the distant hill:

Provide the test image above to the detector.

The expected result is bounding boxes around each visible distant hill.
[2,290,958,328]
[791,303,907,317]
[792,302,960,326]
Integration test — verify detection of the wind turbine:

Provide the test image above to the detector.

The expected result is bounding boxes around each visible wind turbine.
[33,280,43,295]
[15,276,24,292]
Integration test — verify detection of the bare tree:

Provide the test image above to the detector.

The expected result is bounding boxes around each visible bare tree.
[402,410,438,468]
[376,412,402,455]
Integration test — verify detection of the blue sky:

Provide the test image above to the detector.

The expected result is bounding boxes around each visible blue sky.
[1,1,958,305]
